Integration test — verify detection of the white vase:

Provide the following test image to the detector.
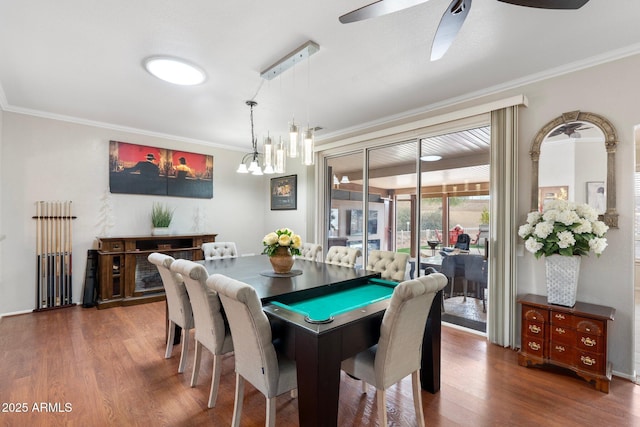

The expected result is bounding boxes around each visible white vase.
[545,254,581,307]
[151,227,170,236]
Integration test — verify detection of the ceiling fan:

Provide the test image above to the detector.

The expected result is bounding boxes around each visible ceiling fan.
[547,122,592,138]
[339,0,591,61]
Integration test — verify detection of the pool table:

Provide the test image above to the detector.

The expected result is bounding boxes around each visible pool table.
[200,255,442,427]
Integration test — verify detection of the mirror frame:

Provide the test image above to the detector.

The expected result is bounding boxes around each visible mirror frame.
[530,110,618,228]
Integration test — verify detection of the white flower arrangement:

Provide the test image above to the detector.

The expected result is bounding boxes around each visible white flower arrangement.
[262,228,302,257]
[518,199,608,259]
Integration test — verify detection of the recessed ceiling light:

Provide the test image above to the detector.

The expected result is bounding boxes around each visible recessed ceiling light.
[143,56,206,86]
[420,155,442,162]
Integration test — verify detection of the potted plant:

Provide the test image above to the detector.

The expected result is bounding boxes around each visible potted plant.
[262,228,302,274]
[151,203,174,235]
[518,199,608,307]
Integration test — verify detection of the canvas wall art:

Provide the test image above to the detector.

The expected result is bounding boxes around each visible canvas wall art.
[109,141,213,198]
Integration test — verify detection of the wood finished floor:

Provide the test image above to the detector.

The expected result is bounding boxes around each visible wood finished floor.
[1,302,639,426]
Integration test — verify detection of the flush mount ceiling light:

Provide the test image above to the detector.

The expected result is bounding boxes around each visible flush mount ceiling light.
[420,155,442,161]
[143,56,206,86]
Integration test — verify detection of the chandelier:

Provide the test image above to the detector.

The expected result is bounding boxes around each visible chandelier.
[236,101,286,175]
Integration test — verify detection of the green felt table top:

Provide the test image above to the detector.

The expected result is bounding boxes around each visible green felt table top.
[271,278,397,323]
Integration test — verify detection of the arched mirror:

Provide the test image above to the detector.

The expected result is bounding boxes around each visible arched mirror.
[530,111,618,228]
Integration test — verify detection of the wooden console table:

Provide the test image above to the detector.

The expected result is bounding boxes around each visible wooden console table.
[517,293,615,393]
[96,233,216,308]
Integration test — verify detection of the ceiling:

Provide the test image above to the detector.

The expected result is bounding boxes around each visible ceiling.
[1,1,639,155]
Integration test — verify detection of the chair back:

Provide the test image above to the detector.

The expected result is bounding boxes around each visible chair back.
[464,254,488,284]
[374,273,447,389]
[325,246,362,268]
[208,273,292,398]
[439,254,457,277]
[170,259,229,354]
[202,242,238,260]
[298,242,322,261]
[365,250,409,282]
[148,252,193,329]
[454,233,471,251]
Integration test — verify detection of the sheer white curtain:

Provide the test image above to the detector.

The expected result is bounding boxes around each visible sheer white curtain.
[487,106,520,347]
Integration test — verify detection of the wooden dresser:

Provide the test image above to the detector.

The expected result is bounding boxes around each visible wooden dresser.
[517,293,615,393]
[96,233,216,308]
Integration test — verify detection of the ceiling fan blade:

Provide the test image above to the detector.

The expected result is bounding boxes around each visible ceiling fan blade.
[496,0,590,9]
[339,0,431,24]
[430,0,471,61]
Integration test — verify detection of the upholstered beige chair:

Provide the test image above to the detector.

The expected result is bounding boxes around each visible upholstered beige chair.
[148,252,194,374]
[341,273,448,427]
[365,250,410,282]
[170,259,234,409]
[202,242,238,260]
[324,246,362,268]
[298,242,322,261]
[207,273,297,427]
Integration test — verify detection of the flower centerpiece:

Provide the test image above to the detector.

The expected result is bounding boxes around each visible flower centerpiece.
[262,228,302,273]
[518,199,608,306]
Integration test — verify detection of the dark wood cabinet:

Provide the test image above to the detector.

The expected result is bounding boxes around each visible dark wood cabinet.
[96,234,216,308]
[518,293,615,393]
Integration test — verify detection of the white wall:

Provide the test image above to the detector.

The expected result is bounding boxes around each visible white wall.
[0,112,290,314]
[511,55,638,377]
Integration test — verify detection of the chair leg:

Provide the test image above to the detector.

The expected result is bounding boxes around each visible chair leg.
[376,389,388,427]
[462,278,468,302]
[191,341,202,387]
[412,370,426,427]
[266,396,277,427]
[231,374,245,427]
[207,354,222,408]
[165,320,176,359]
[178,326,189,374]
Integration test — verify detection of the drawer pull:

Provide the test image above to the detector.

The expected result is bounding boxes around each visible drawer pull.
[529,324,541,334]
[580,355,596,366]
[581,337,597,347]
[554,313,566,320]
[554,345,565,352]
[555,327,566,335]
[528,342,541,351]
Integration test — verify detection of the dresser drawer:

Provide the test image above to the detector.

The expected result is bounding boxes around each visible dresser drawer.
[577,332,604,353]
[575,350,605,374]
[550,324,576,344]
[99,240,125,252]
[523,305,548,323]
[522,336,545,358]
[576,319,604,336]
[550,311,573,328]
[523,320,545,338]
[549,341,574,365]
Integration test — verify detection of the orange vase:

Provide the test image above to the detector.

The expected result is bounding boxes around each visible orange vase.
[269,246,294,274]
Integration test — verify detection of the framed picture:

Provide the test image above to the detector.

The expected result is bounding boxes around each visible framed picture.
[109,140,214,198]
[538,185,568,211]
[586,181,606,214]
[270,175,297,210]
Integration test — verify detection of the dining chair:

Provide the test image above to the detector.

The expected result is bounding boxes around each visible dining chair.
[147,252,193,374]
[454,233,471,251]
[207,273,297,427]
[170,259,234,409]
[365,250,410,282]
[341,273,448,427]
[440,254,467,300]
[202,241,238,260]
[324,246,362,268]
[298,242,322,261]
[464,254,488,312]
